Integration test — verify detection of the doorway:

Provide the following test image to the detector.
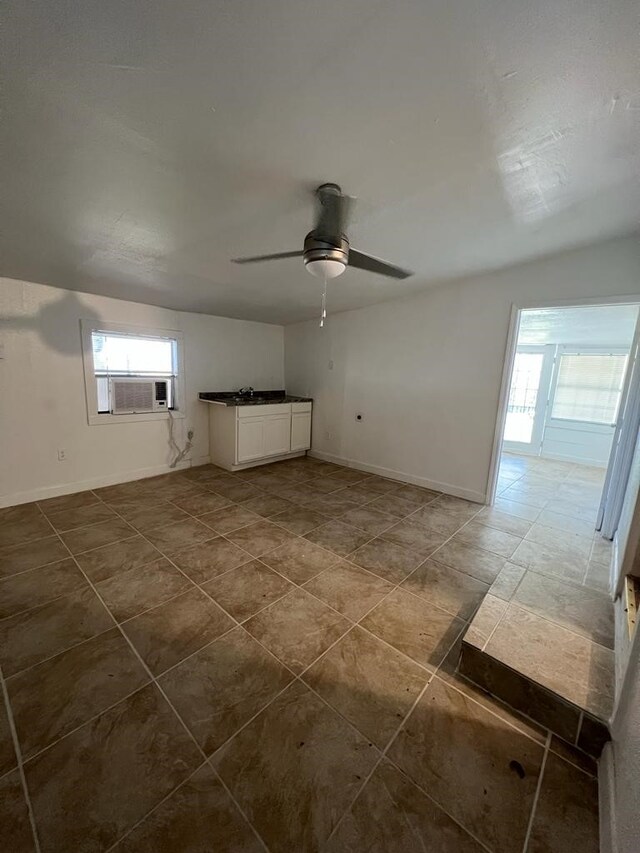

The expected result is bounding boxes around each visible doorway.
[489,301,640,594]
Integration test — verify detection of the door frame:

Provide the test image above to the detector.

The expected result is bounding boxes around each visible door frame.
[486,294,640,506]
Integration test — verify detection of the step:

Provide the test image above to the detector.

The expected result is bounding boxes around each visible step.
[458,570,615,758]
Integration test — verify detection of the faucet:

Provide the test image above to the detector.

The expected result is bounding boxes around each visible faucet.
[238,386,254,397]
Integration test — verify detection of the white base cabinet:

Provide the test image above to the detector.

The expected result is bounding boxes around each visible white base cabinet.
[206,400,312,471]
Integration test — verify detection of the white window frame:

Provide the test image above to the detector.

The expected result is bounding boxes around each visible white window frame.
[80,320,186,425]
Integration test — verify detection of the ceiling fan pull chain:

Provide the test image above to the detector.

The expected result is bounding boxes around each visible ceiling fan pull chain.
[320,278,328,328]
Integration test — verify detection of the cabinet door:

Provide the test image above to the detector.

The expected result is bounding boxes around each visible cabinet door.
[263,415,291,457]
[236,417,264,463]
[291,412,312,451]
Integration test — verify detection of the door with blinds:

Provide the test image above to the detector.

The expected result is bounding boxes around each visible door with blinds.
[541,347,628,467]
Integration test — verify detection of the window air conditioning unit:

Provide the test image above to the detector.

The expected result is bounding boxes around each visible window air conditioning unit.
[109,378,169,414]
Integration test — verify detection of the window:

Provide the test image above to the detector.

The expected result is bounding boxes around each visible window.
[551,351,627,425]
[81,321,184,424]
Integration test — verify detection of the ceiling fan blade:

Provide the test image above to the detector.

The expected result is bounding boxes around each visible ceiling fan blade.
[231,250,303,265]
[348,249,412,280]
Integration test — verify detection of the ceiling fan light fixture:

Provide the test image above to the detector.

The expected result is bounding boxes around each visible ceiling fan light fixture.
[304,258,346,279]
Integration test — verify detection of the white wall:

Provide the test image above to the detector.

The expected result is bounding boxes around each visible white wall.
[284,235,640,502]
[0,279,284,506]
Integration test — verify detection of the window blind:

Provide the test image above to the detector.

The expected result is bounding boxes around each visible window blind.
[551,353,627,425]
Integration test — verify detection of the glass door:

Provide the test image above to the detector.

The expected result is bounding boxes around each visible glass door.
[503,345,555,455]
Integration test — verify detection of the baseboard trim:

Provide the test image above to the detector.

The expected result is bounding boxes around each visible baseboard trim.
[0,455,212,508]
[599,742,617,853]
[308,450,486,504]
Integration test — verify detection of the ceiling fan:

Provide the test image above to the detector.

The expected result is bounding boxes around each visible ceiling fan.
[231,183,412,280]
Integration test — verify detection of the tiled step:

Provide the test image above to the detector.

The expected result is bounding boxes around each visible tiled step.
[458,571,615,758]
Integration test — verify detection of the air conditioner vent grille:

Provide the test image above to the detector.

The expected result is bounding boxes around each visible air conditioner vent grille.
[112,380,154,413]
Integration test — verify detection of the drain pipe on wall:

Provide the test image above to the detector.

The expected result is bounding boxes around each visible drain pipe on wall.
[167,410,194,468]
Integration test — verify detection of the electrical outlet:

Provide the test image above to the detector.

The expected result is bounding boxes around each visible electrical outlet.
[187,429,194,441]
[57,449,67,461]
[325,429,332,440]
[328,360,334,370]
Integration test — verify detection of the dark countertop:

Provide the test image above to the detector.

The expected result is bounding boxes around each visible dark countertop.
[199,390,313,407]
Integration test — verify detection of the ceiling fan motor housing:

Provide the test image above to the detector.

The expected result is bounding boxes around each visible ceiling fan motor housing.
[303,233,349,268]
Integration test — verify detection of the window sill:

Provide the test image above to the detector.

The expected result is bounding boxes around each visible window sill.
[88,411,185,426]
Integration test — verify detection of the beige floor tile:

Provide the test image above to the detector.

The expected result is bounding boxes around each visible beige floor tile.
[96,558,193,622]
[544,499,598,525]
[171,490,231,516]
[0,535,70,579]
[270,506,329,535]
[429,494,482,523]
[513,571,614,648]
[112,764,262,853]
[244,588,350,674]
[38,490,99,515]
[212,680,378,853]
[584,559,610,592]
[46,502,117,532]
[388,676,544,853]
[212,481,264,504]
[528,752,599,853]
[25,684,202,853]
[339,505,397,536]
[488,562,526,600]
[303,492,363,518]
[361,589,464,669]
[393,484,440,504]
[159,627,292,755]
[261,537,339,583]
[241,493,294,518]
[454,521,522,558]
[350,537,424,583]
[326,759,485,853]
[200,504,261,534]
[432,539,506,583]
[0,770,35,852]
[7,628,149,759]
[0,512,53,549]
[0,690,17,775]
[0,558,86,619]
[485,605,614,719]
[122,587,234,676]
[367,492,424,518]
[305,519,371,557]
[401,559,489,620]
[463,594,508,647]
[117,502,190,532]
[409,504,467,536]
[525,523,593,559]
[226,520,297,557]
[381,518,447,557]
[203,560,293,621]
[304,560,393,621]
[327,469,372,486]
[304,627,429,749]
[494,497,541,522]
[536,508,595,538]
[61,517,137,554]
[510,539,587,584]
[476,506,533,537]
[170,537,252,584]
[0,586,113,677]
[75,535,162,583]
[144,518,217,554]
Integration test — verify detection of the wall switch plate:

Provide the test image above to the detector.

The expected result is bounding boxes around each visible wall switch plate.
[328,360,334,370]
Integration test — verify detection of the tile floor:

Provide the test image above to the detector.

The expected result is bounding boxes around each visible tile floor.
[0,454,599,852]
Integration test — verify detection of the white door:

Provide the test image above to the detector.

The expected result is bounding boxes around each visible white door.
[598,317,640,543]
[237,417,264,463]
[263,415,291,457]
[291,412,312,451]
[503,345,555,455]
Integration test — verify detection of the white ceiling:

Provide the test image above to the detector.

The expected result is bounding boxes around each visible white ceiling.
[2,0,639,325]
[519,304,639,347]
